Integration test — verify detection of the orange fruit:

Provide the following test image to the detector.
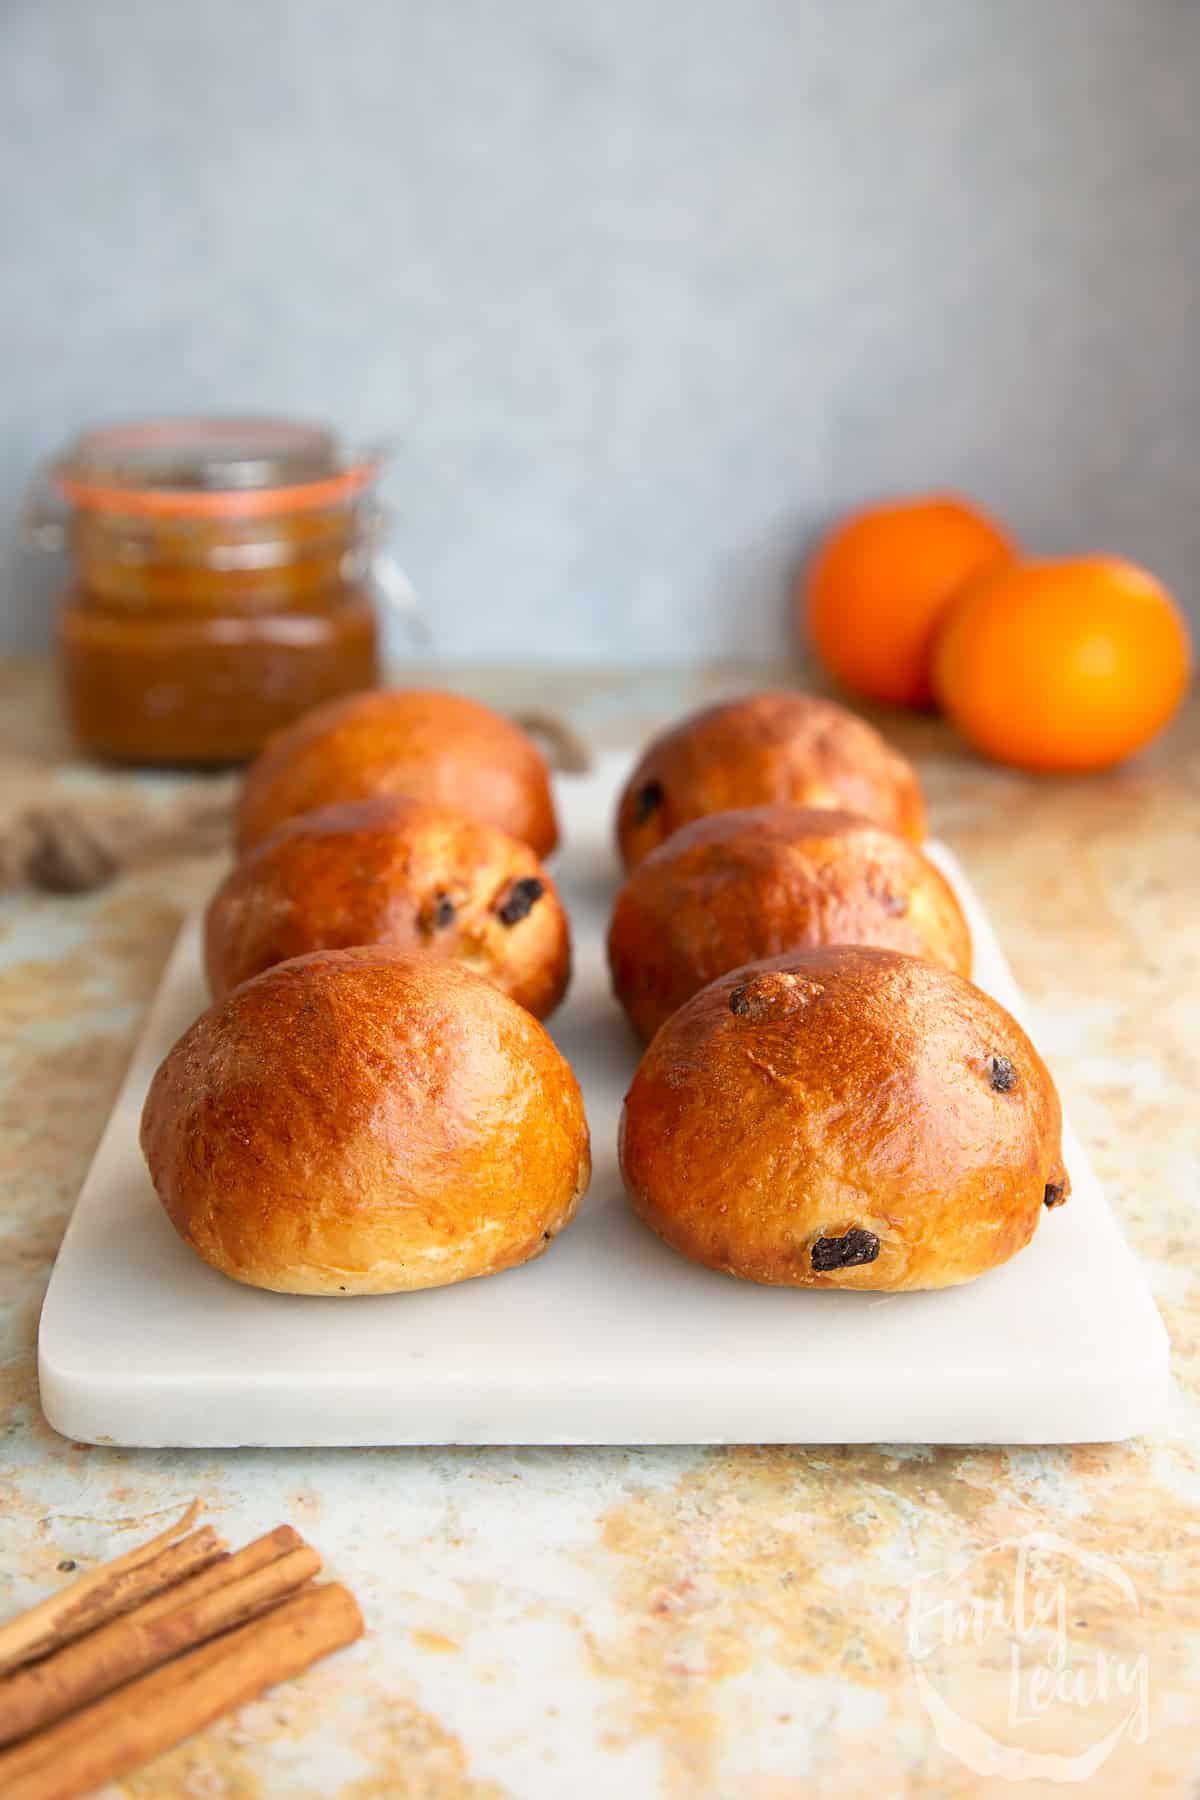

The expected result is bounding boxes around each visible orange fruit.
[804,494,1014,708]
[933,556,1192,773]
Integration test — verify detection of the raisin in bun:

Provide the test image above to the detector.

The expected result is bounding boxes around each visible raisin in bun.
[616,691,924,867]
[235,689,559,857]
[620,946,1068,1292]
[608,806,970,1042]
[206,796,569,1017]
[142,949,591,1296]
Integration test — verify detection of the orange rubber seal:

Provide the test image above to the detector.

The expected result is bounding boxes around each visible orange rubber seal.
[48,418,381,518]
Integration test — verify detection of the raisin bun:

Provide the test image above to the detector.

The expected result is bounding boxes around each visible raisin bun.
[608,806,970,1042]
[206,796,569,1018]
[142,949,591,1296]
[616,691,924,867]
[620,946,1069,1292]
[235,689,559,858]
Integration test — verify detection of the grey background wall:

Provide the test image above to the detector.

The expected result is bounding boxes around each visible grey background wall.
[3,0,1198,664]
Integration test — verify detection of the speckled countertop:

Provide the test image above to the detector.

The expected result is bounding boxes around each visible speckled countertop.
[0,658,1197,1798]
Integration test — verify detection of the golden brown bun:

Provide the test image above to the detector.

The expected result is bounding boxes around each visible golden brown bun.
[616,691,925,867]
[206,796,570,1018]
[608,806,971,1042]
[141,948,591,1295]
[620,945,1069,1292]
[235,689,559,857]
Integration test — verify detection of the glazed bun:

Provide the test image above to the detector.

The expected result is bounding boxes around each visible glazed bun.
[206,796,570,1017]
[608,806,970,1042]
[616,691,924,867]
[141,949,591,1295]
[620,946,1069,1292]
[235,689,559,858]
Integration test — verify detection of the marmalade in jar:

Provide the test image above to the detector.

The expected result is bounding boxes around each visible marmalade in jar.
[44,418,385,765]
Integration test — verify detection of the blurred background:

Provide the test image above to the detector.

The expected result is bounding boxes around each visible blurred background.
[4,0,1198,664]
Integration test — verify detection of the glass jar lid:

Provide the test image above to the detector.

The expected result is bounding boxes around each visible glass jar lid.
[48,417,382,518]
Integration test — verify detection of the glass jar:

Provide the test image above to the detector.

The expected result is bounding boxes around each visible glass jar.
[33,418,414,766]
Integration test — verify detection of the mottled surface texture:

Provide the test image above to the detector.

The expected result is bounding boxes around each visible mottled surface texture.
[5,0,1200,659]
[1,659,1198,1795]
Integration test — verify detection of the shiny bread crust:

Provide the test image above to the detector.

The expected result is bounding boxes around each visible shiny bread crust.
[141,948,591,1295]
[207,796,570,1017]
[619,945,1069,1292]
[615,691,925,868]
[235,688,559,857]
[608,805,970,1042]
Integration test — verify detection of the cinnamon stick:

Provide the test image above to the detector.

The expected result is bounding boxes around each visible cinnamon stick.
[0,1506,224,1678]
[0,1583,364,1800]
[0,1619,253,1789]
[130,1523,302,1626]
[0,1540,321,1746]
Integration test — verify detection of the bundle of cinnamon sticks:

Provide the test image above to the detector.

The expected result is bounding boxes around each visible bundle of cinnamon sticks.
[0,1501,363,1799]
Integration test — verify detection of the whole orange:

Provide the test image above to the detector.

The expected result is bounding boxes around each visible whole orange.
[933,556,1192,773]
[804,495,1014,708]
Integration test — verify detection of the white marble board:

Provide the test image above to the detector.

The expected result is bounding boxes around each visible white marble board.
[38,754,1169,1447]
